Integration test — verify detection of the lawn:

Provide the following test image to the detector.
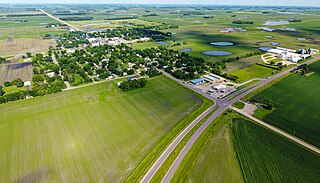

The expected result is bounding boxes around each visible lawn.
[252,61,320,147]
[232,118,320,182]
[0,76,203,182]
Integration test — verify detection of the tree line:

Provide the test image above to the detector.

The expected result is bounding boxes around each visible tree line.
[119,78,147,91]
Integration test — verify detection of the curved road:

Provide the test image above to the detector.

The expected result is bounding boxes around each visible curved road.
[141,56,319,183]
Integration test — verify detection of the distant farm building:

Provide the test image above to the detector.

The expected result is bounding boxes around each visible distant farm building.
[190,78,205,85]
[267,47,313,63]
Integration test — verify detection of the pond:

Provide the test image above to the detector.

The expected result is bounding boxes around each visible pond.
[265,36,273,39]
[0,34,3,37]
[277,11,298,15]
[202,51,233,56]
[270,42,280,46]
[179,48,192,52]
[83,22,111,26]
[157,41,170,46]
[210,42,235,46]
[264,20,289,26]
[259,47,273,52]
[219,28,247,33]
[297,38,307,41]
[279,28,296,31]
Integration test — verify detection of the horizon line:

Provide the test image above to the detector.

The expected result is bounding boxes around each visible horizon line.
[0,3,319,7]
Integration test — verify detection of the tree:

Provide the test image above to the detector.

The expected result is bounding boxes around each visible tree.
[127,69,135,75]
[119,78,147,91]
[0,57,5,63]
[11,78,24,87]
[4,81,11,87]
[172,70,185,79]
[26,52,32,58]
[0,86,5,96]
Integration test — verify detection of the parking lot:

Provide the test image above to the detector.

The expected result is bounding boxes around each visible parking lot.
[188,74,238,99]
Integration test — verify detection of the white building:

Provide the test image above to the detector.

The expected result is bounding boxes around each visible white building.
[268,47,305,63]
[213,84,227,90]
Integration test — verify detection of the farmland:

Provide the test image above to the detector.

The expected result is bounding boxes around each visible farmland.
[251,61,320,147]
[0,76,204,182]
[1,5,320,82]
[0,61,33,85]
[232,118,320,182]
[172,111,244,183]
[173,111,320,182]
[0,4,320,182]
[0,38,56,56]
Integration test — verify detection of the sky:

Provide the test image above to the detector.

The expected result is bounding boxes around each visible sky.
[1,0,320,6]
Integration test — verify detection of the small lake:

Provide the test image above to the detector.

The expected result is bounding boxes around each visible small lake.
[210,42,235,46]
[264,20,289,26]
[157,41,170,46]
[83,22,111,26]
[220,28,247,33]
[202,51,233,56]
[265,36,273,39]
[279,28,296,31]
[270,42,280,46]
[297,38,307,41]
[277,12,298,15]
[0,34,3,37]
[259,47,273,52]
[179,48,192,52]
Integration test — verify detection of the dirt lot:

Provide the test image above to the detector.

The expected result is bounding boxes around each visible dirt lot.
[0,61,33,84]
[0,38,56,57]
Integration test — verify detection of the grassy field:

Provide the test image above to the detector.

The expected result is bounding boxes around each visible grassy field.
[0,61,33,84]
[252,61,320,147]
[224,55,263,73]
[0,76,203,182]
[231,64,276,82]
[232,118,320,182]
[233,101,245,109]
[0,38,56,56]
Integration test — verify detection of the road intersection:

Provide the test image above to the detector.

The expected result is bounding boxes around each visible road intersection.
[142,57,319,183]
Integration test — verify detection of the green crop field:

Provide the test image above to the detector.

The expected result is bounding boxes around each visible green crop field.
[232,118,320,182]
[252,61,320,147]
[0,76,204,182]
[173,111,244,183]
[172,111,320,182]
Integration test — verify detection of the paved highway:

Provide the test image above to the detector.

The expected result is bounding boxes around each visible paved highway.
[141,56,319,183]
[38,9,82,31]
